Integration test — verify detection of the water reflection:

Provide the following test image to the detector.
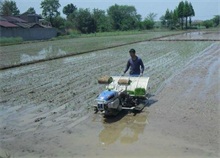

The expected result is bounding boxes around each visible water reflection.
[98,110,149,145]
[20,46,67,63]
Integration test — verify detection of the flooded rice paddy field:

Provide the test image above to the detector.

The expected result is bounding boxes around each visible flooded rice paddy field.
[0,41,213,113]
[0,31,219,158]
[0,31,183,69]
[159,31,220,41]
[1,30,219,70]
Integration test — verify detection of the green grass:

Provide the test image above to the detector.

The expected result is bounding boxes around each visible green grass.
[0,37,23,46]
[127,90,135,95]
[126,88,146,96]
[134,88,146,96]
[56,29,176,39]
[0,151,11,158]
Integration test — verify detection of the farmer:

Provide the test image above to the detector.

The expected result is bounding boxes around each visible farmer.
[123,48,145,77]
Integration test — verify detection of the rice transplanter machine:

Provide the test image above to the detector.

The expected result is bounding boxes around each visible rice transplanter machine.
[94,75,150,116]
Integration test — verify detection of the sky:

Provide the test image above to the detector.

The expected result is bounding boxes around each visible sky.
[12,0,220,20]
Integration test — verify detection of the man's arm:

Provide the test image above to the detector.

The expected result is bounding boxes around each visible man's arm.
[124,60,130,73]
[140,59,144,74]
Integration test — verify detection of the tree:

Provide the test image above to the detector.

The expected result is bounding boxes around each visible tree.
[172,8,179,27]
[164,9,172,28]
[107,4,141,31]
[212,15,220,27]
[51,16,65,30]
[178,1,185,29]
[40,0,60,26]
[188,2,195,27]
[183,0,190,29]
[107,4,123,30]
[74,8,96,33]
[160,15,166,27]
[92,8,111,32]
[26,7,36,14]
[161,1,195,30]
[162,7,179,29]
[203,20,213,28]
[147,12,157,21]
[142,19,154,30]
[142,12,157,30]
[0,0,20,15]
[63,3,77,19]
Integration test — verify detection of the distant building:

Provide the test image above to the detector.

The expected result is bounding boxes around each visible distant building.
[0,13,57,41]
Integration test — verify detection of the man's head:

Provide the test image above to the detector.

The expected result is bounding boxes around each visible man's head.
[129,48,136,58]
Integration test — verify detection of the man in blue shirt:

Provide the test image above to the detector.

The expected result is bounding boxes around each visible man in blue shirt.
[123,49,145,77]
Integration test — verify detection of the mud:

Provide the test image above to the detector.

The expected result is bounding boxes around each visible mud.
[0,31,220,158]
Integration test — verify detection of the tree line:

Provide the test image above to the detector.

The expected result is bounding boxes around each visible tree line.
[160,1,219,29]
[40,0,158,33]
[161,1,195,29]
[0,0,219,35]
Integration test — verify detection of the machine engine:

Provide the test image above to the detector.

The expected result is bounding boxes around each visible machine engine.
[96,90,121,115]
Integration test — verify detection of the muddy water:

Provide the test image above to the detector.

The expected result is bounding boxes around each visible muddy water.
[97,111,149,145]
[20,46,68,63]
[0,46,68,68]
[160,31,220,40]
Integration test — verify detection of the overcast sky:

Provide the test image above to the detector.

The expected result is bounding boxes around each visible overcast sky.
[13,0,220,20]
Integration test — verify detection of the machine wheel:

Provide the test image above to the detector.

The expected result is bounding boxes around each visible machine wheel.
[94,107,98,113]
[134,103,145,111]
[104,109,120,116]
[134,99,148,111]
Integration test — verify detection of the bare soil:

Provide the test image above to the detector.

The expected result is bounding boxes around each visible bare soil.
[0,32,219,158]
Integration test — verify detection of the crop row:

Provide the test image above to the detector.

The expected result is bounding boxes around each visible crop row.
[0,31,183,69]
[1,40,218,133]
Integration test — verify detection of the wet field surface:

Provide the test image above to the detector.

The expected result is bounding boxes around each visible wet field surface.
[0,31,219,158]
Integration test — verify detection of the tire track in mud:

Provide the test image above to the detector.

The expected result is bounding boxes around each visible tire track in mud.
[143,42,217,93]
[144,54,181,92]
